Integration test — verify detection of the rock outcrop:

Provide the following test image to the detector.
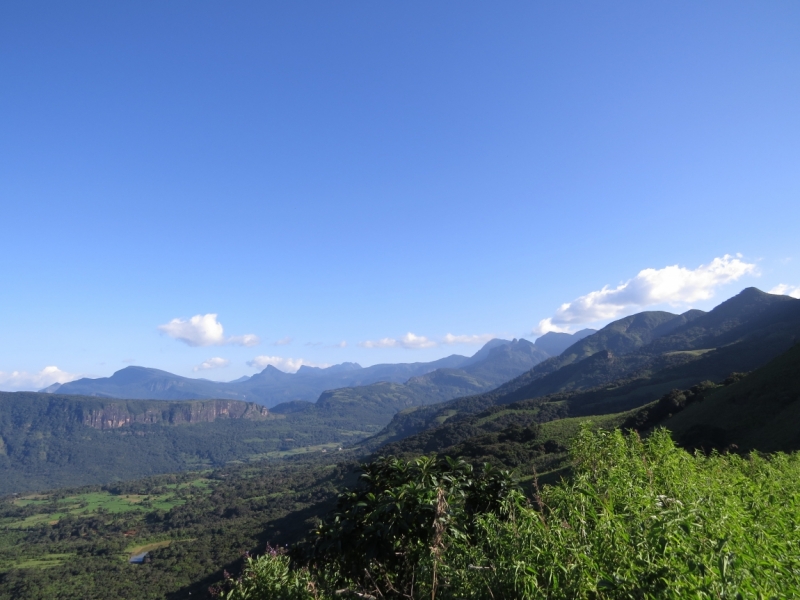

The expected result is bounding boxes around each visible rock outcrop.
[80,399,270,430]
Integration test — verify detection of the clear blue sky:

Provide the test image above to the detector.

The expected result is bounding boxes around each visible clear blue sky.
[2,1,799,388]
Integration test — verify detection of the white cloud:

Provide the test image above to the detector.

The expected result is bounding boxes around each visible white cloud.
[442,333,496,345]
[228,334,260,346]
[247,356,330,373]
[359,332,495,349]
[0,366,80,391]
[158,314,259,347]
[535,254,757,334]
[359,337,397,349]
[770,284,800,299]
[273,337,292,346]
[193,357,230,372]
[359,332,436,349]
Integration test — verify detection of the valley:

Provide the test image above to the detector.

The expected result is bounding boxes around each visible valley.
[2,287,800,598]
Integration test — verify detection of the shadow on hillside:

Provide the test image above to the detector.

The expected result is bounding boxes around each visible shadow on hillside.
[164,498,336,600]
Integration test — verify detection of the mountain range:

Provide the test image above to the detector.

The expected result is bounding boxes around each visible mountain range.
[45,330,595,407]
[0,332,593,493]
[7,287,800,495]
[366,287,800,452]
[4,287,800,600]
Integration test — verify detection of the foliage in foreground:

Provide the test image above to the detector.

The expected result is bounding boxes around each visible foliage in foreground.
[222,428,800,599]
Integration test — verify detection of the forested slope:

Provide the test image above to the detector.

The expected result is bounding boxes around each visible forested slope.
[366,288,800,449]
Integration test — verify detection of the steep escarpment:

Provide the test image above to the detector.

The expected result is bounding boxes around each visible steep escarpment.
[0,392,271,430]
[0,393,284,493]
[79,399,270,429]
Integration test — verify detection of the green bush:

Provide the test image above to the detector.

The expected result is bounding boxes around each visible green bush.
[446,427,800,598]
[223,428,800,599]
[215,545,317,600]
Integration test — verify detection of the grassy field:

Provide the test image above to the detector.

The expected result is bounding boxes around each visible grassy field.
[4,554,74,570]
[1,479,215,531]
[536,409,636,446]
[0,455,358,599]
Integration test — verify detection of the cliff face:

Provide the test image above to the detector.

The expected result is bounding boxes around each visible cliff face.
[80,399,270,430]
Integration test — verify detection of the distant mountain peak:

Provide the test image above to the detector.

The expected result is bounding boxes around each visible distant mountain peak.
[534,329,597,357]
[706,286,796,321]
[728,287,792,305]
[481,338,512,350]
[38,382,62,394]
[681,309,706,319]
[103,366,186,386]
[460,338,512,367]
[740,286,771,297]
[320,362,363,373]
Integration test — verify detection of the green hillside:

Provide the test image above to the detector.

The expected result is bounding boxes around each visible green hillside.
[4,337,800,598]
[0,393,371,494]
[308,338,550,418]
[3,289,800,598]
[365,288,800,449]
[659,342,800,453]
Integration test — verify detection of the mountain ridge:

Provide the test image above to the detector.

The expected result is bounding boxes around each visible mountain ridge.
[363,288,800,451]
[51,339,551,409]
[54,353,478,407]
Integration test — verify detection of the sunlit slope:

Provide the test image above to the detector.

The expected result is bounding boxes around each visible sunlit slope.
[365,288,800,448]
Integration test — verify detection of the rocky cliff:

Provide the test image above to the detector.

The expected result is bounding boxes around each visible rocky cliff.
[80,399,270,430]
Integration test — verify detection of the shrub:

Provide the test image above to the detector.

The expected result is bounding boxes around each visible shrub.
[213,544,316,600]
[223,428,800,599]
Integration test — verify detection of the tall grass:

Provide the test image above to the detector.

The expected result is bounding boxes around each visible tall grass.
[221,428,800,599]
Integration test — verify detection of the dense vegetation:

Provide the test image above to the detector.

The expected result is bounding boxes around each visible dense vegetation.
[0,453,360,599]
[0,339,552,494]
[0,392,376,494]
[662,342,800,453]
[367,288,800,453]
[222,428,800,599]
[2,288,799,598]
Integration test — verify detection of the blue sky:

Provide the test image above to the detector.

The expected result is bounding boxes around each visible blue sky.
[1,1,799,389]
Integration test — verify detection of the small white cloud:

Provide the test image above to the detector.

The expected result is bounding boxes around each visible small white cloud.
[122,358,136,364]
[0,366,80,391]
[193,357,230,372]
[273,337,292,346]
[247,356,330,373]
[535,254,757,334]
[535,318,571,335]
[770,284,800,299]
[228,334,260,347]
[399,333,436,349]
[442,333,496,345]
[359,332,436,349]
[158,314,259,347]
[334,340,347,348]
[359,337,398,349]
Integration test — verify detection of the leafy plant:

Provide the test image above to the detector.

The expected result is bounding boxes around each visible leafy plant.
[212,544,317,600]
[300,455,519,599]
[226,427,800,599]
